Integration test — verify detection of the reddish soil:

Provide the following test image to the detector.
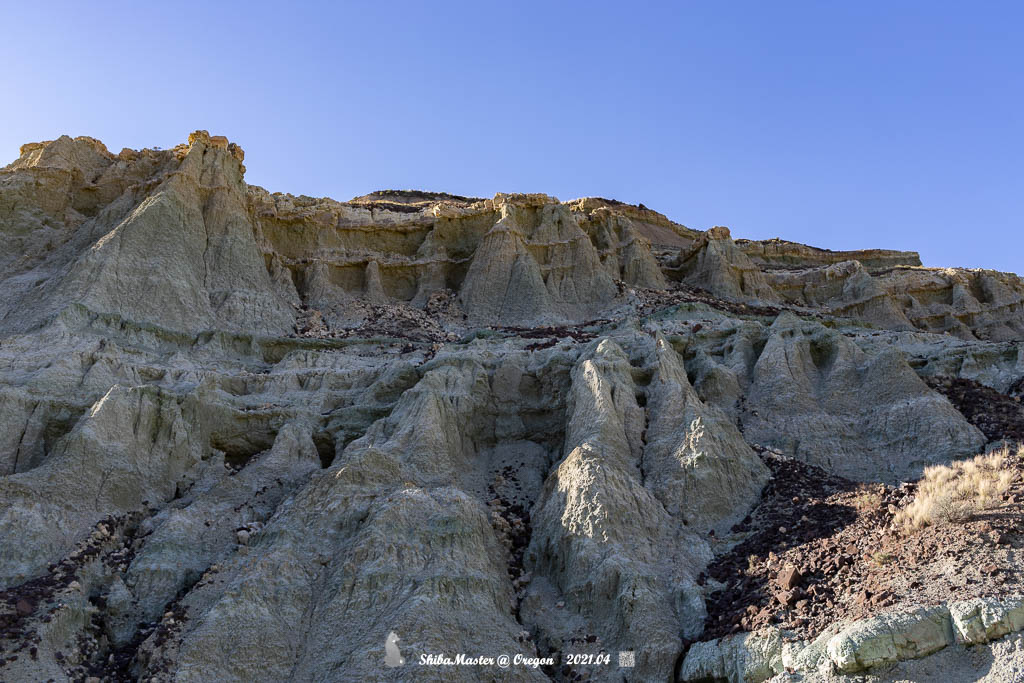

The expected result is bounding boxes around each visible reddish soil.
[294,298,456,343]
[0,513,142,677]
[926,375,1024,443]
[631,283,786,320]
[698,447,1024,643]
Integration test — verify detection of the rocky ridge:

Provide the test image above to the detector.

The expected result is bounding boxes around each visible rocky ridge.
[0,132,1023,681]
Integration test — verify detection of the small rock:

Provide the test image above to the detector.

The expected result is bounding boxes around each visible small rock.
[15,598,34,616]
[870,590,893,606]
[776,590,797,607]
[854,589,873,606]
[777,565,801,590]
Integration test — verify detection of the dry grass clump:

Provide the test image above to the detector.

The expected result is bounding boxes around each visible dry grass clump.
[896,447,1018,532]
[853,484,884,511]
[870,551,896,566]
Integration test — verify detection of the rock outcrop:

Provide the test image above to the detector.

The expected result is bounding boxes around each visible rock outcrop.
[1,132,294,336]
[669,226,781,303]
[642,335,770,534]
[680,596,1024,683]
[0,385,205,586]
[523,340,711,681]
[741,313,986,482]
[736,237,922,272]
[1,132,1023,682]
[458,195,617,325]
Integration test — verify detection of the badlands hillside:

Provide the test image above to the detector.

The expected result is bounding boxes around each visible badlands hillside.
[1,131,1023,682]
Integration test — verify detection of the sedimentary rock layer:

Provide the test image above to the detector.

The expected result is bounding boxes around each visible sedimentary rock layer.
[1,132,1022,681]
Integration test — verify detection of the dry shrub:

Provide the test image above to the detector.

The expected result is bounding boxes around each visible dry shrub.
[853,484,883,511]
[896,446,1018,532]
[870,551,895,565]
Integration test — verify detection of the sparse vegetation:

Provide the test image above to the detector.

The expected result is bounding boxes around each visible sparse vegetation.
[896,446,1019,532]
[870,551,895,565]
[853,484,884,511]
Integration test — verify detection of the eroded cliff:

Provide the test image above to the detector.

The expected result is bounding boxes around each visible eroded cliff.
[1,132,1023,682]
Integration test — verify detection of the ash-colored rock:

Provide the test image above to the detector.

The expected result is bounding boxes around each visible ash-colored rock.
[685,599,1024,682]
[949,595,1024,645]
[742,312,986,482]
[782,622,843,674]
[876,267,1024,341]
[824,605,954,673]
[736,237,922,272]
[641,334,769,534]
[112,422,320,642]
[0,387,80,475]
[576,207,668,288]
[764,260,915,331]
[771,633,1024,682]
[523,339,710,682]
[679,627,784,683]
[856,331,1024,393]
[672,226,780,302]
[2,132,295,337]
[143,358,548,682]
[459,196,617,325]
[3,131,1024,681]
[0,384,205,586]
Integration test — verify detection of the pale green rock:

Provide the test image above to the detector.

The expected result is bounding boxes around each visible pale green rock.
[679,627,784,683]
[950,596,1024,646]
[825,605,954,673]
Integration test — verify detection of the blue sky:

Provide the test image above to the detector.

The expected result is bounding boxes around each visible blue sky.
[2,1,1021,272]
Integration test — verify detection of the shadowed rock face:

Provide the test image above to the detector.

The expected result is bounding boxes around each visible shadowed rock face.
[0,132,1023,681]
[671,226,782,304]
[739,313,986,482]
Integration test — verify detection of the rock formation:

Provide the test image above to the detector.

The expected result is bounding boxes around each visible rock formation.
[1,132,1023,681]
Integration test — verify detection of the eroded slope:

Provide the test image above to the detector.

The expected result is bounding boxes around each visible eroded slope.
[1,132,1023,682]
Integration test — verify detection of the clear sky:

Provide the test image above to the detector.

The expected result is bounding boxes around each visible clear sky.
[2,1,1021,272]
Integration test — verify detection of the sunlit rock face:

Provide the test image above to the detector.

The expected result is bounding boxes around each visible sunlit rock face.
[1,132,1022,681]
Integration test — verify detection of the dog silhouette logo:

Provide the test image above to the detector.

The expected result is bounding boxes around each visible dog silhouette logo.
[384,631,405,667]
